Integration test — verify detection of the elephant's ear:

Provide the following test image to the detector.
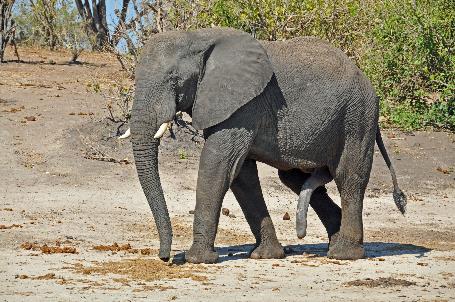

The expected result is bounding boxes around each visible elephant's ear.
[192,32,274,130]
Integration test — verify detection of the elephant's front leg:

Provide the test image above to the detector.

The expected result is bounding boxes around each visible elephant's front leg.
[185,127,254,264]
[231,159,284,259]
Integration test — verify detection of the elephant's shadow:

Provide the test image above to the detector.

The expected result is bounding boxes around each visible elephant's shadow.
[173,241,430,264]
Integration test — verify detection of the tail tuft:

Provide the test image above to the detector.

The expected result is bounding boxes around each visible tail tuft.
[393,189,407,215]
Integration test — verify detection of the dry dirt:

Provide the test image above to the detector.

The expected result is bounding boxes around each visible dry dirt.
[1,47,455,301]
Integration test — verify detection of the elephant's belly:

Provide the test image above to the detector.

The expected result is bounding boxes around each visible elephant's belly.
[248,139,322,172]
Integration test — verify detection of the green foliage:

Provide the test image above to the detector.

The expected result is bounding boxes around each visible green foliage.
[178,148,187,160]
[168,0,376,63]
[364,0,454,131]
[167,0,454,131]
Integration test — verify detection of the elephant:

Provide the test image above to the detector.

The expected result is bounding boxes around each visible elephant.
[130,27,407,264]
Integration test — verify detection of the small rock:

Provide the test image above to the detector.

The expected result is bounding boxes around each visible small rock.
[228,252,233,257]
[221,208,230,216]
[24,116,36,121]
[283,212,290,220]
[228,214,236,219]
[189,210,195,214]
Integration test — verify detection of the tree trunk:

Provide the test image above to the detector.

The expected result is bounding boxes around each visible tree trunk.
[0,0,15,63]
[74,0,109,50]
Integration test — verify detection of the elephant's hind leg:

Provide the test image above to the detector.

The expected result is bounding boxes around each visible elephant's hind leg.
[278,169,341,241]
[231,159,284,259]
[327,146,374,260]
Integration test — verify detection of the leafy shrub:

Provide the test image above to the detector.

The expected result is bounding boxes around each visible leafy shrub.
[168,0,454,131]
[169,0,377,63]
[364,0,454,130]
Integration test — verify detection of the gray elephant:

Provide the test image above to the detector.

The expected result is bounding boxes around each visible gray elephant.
[130,27,406,264]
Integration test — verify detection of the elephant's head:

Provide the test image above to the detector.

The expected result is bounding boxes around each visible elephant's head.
[131,28,274,261]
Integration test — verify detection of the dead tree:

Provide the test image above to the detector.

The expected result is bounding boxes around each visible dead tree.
[0,0,15,62]
[74,0,109,50]
[111,0,130,47]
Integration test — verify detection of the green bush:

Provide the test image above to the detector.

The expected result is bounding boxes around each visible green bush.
[169,0,377,63]
[168,0,454,131]
[364,0,454,131]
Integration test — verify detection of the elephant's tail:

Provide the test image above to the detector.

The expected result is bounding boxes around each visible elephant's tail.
[375,125,407,215]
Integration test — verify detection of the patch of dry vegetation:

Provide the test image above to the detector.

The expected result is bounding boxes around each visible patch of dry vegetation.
[15,273,57,280]
[92,242,156,255]
[73,259,208,282]
[344,277,416,288]
[0,224,23,229]
[21,242,77,254]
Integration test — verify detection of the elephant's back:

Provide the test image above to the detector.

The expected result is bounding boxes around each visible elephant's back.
[262,37,365,108]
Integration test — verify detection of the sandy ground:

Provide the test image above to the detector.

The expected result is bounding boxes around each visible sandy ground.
[1,47,455,301]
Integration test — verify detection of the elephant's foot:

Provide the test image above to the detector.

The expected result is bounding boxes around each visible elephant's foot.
[327,233,364,260]
[185,247,219,264]
[250,242,285,259]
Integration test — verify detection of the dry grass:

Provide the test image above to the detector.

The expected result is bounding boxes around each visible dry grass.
[0,224,23,229]
[92,242,156,255]
[344,277,416,288]
[21,242,77,254]
[73,259,208,282]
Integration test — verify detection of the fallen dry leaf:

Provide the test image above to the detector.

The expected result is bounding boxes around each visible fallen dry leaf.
[0,224,23,229]
[436,167,451,174]
[24,116,36,121]
[3,106,25,113]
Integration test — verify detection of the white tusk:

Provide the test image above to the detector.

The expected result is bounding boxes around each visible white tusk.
[118,128,131,139]
[154,122,170,139]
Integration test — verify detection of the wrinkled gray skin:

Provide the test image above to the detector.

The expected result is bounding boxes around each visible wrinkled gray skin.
[131,27,407,264]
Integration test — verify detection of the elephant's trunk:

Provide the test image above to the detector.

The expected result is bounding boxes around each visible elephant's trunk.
[131,111,172,261]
